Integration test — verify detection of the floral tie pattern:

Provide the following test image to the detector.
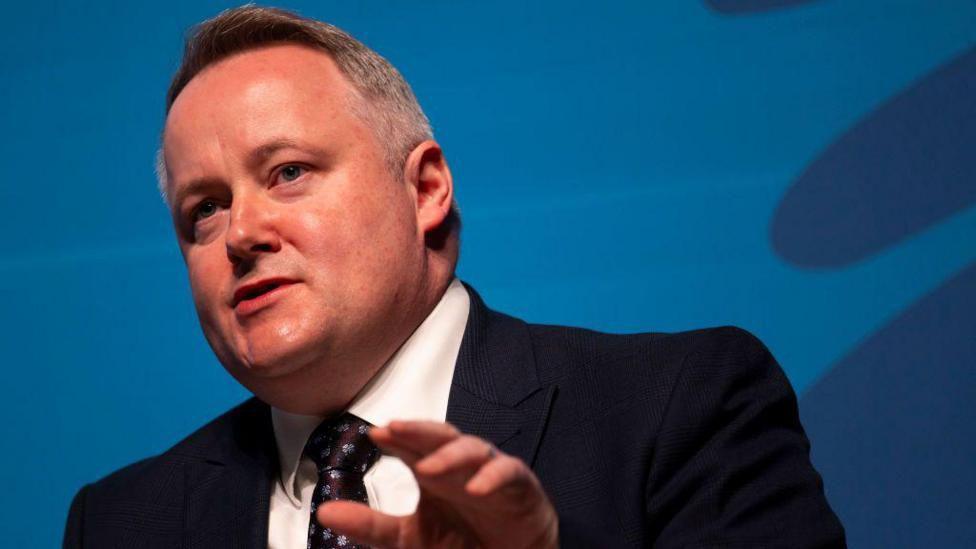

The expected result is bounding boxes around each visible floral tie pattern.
[304,413,381,549]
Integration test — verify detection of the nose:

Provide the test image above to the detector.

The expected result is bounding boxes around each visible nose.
[225,191,281,266]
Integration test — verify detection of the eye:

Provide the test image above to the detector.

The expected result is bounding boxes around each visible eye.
[278,164,306,182]
[193,199,219,222]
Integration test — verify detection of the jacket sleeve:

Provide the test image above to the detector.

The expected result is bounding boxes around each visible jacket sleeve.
[63,484,89,549]
[645,327,846,548]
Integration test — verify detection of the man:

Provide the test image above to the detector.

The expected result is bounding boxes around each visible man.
[63,5,845,548]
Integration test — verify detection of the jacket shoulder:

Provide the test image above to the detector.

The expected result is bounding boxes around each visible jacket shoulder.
[526,321,766,385]
[79,397,266,502]
[522,320,772,436]
[64,398,272,547]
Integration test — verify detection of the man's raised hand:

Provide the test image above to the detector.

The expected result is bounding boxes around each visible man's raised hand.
[315,420,559,549]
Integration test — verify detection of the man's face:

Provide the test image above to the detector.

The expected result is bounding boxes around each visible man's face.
[163,45,427,401]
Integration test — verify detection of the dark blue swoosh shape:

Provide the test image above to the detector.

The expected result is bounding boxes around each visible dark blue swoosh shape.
[772,46,976,268]
[705,0,819,15]
[800,262,976,547]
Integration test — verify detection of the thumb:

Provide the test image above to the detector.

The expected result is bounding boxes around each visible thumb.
[317,501,403,548]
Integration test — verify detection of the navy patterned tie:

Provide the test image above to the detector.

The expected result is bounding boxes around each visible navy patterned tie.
[304,413,381,549]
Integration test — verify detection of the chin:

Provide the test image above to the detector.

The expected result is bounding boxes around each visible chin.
[224,343,345,415]
[235,345,315,379]
[229,316,326,374]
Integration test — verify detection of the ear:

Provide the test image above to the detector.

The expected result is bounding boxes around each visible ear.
[403,140,453,236]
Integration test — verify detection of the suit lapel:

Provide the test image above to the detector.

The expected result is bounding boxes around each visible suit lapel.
[447,284,557,467]
[182,398,276,549]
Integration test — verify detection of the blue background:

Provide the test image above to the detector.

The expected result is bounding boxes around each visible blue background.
[1,1,973,546]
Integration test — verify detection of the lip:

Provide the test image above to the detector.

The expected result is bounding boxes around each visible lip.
[232,278,299,316]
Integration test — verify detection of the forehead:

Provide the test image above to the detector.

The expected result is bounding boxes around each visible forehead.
[162,44,364,179]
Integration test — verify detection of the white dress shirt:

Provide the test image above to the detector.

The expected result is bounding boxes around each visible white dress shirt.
[267,279,471,549]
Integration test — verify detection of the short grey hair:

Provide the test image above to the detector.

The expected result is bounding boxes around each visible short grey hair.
[157,4,436,204]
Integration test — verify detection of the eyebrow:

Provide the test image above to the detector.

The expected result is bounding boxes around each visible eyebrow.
[170,138,330,208]
[246,138,329,170]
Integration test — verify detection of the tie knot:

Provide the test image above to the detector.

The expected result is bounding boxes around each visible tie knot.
[303,413,380,475]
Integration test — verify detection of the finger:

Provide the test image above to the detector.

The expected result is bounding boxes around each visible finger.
[414,434,496,477]
[465,454,535,498]
[316,500,402,549]
[383,420,462,456]
[369,426,424,466]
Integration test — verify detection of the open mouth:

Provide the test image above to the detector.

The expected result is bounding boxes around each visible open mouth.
[233,279,295,308]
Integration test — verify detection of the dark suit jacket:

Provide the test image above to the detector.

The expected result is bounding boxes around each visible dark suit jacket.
[64,286,845,548]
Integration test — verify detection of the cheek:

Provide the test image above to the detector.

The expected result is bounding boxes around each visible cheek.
[296,208,327,236]
[291,201,369,262]
[293,209,340,264]
[185,254,227,315]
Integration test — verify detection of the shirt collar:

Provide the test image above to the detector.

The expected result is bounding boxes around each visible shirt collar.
[270,279,471,506]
